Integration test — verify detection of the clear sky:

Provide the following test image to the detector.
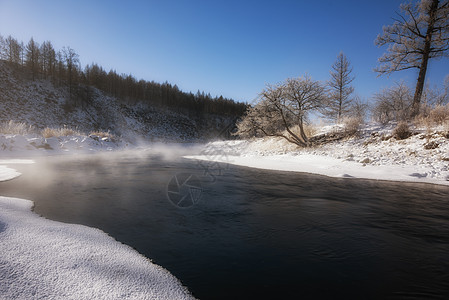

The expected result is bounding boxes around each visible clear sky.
[1,0,448,103]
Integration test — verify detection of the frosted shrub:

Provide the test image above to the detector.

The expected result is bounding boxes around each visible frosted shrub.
[372,82,412,124]
[393,121,412,140]
[343,117,363,136]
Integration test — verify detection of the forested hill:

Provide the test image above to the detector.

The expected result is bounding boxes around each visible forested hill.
[0,34,247,141]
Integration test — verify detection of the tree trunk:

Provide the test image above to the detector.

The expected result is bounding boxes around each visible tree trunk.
[411,0,439,118]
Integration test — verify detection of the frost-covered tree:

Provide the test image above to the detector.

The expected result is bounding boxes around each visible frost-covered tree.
[372,82,413,124]
[236,75,326,147]
[375,0,449,117]
[323,52,355,122]
[350,96,369,122]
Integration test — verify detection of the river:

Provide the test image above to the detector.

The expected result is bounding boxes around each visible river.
[1,150,449,299]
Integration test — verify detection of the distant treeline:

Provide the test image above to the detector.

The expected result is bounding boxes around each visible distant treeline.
[0,33,247,117]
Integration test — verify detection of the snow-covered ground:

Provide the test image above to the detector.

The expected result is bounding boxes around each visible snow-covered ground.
[0,134,128,157]
[0,196,194,300]
[186,123,449,186]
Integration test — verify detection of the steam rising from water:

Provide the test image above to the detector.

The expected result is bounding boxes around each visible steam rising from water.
[0,143,206,202]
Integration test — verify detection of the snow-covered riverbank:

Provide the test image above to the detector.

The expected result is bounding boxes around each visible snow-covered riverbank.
[0,134,127,157]
[0,139,195,299]
[186,123,449,186]
[0,196,194,300]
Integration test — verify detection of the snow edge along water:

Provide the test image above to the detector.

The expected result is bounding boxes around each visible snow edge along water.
[184,134,449,187]
[0,166,195,299]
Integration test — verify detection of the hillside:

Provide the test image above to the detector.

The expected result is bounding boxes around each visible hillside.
[0,60,239,143]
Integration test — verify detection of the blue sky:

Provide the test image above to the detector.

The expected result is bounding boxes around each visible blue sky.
[1,0,448,103]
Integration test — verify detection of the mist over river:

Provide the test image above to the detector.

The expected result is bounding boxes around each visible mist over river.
[1,150,449,299]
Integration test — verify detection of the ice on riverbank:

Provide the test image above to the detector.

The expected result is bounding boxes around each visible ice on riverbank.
[0,165,21,182]
[0,141,196,299]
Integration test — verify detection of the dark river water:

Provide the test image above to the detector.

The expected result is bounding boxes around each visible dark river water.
[1,150,449,299]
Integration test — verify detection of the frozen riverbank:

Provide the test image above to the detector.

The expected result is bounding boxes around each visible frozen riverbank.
[0,154,194,299]
[186,123,449,186]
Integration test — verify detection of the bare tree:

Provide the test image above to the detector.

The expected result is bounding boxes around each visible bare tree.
[19,41,25,66]
[418,75,449,112]
[236,75,326,147]
[40,41,56,79]
[323,52,355,122]
[350,95,369,122]
[4,35,22,65]
[62,46,80,101]
[0,34,5,60]
[372,82,413,124]
[25,37,40,80]
[236,85,288,139]
[375,0,449,117]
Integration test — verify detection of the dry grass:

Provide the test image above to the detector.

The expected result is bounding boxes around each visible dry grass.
[303,124,317,138]
[0,120,34,135]
[429,105,449,125]
[415,104,449,131]
[285,124,317,139]
[41,126,82,138]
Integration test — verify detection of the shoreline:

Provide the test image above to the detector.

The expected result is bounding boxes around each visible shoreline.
[0,156,195,300]
[184,144,449,187]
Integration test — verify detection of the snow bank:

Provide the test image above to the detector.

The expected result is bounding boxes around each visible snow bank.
[186,123,449,186]
[0,165,20,181]
[0,144,195,299]
[0,134,126,157]
[0,159,33,181]
[0,196,194,300]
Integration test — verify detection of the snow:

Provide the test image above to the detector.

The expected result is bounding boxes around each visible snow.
[0,165,21,182]
[0,196,194,299]
[0,134,127,157]
[186,123,449,186]
[0,159,32,181]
